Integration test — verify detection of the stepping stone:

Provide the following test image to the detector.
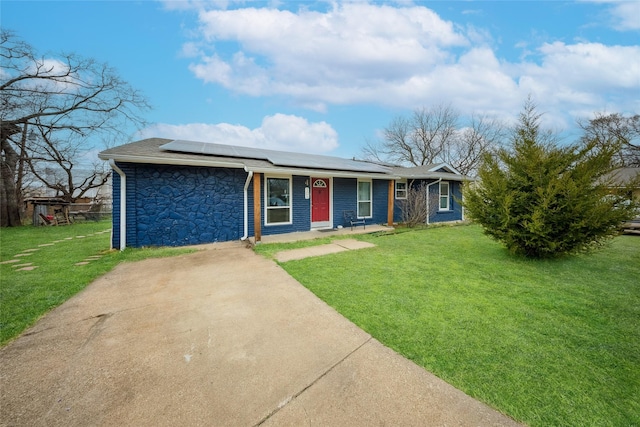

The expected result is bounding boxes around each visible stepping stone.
[15,253,33,257]
[75,262,90,266]
[12,263,33,268]
[17,266,38,271]
[64,237,73,240]
[22,248,40,252]
[38,243,55,247]
[76,236,86,238]
[0,259,21,264]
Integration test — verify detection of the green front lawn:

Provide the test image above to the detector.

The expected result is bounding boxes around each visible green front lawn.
[257,225,640,426]
[0,220,193,346]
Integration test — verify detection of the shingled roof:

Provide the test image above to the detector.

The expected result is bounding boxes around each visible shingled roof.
[99,138,473,181]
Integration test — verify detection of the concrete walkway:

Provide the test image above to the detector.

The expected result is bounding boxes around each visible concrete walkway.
[274,239,376,262]
[0,243,522,427]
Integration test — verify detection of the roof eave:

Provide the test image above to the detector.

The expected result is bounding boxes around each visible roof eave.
[98,153,400,179]
[98,153,246,169]
[246,165,399,180]
[400,172,475,181]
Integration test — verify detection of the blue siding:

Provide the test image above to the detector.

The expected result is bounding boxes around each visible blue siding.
[371,179,389,224]
[432,180,463,223]
[392,179,464,224]
[262,175,310,236]
[333,177,357,227]
[332,178,389,228]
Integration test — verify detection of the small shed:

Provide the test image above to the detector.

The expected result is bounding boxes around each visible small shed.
[25,197,71,226]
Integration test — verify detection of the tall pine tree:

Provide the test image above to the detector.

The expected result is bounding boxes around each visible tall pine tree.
[464,100,638,258]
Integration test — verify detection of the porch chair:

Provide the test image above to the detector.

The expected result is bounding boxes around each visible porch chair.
[343,210,365,231]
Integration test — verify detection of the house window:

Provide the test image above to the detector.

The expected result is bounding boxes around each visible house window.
[395,181,407,199]
[439,181,450,211]
[265,177,291,224]
[357,180,372,217]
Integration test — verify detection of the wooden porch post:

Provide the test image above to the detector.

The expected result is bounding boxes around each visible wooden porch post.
[253,173,262,243]
[387,180,395,226]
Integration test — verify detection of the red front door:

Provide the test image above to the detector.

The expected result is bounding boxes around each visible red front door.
[311,178,330,223]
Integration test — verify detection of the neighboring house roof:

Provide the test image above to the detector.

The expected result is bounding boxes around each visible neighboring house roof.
[98,138,472,181]
[603,167,640,187]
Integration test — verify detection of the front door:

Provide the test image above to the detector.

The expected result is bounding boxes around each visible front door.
[311,178,330,227]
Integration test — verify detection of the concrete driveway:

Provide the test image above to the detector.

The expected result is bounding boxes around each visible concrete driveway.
[0,243,522,426]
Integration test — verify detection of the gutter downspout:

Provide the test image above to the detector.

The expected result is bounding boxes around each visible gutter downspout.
[425,178,442,225]
[241,170,254,241]
[109,160,126,250]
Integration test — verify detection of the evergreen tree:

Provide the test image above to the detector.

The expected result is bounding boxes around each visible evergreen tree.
[464,100,638,258]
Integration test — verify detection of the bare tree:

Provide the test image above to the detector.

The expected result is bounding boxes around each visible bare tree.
[26,125,111,202]
[363,104,458,166]
[442,114,506,175]
[396,181,442,227]
[1,30,150,226]
[363,104,505,176]
[579,112,640,167]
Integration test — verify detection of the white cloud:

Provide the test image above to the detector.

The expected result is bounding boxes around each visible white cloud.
[187,3,468,110]
[138,113,339,153]
[585,0,640,31]
[608,1,640,31]
[180,2,639,130]
[516,42,640,112]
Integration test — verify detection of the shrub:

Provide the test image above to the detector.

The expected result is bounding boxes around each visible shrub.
[463,100,639,258]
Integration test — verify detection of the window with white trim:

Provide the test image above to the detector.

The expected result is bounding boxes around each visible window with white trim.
[439,181,450,211]
[265,177,291,224]
[357,180,372,217]
[395,181,407,199]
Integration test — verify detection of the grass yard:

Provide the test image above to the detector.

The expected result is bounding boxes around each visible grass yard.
[256,225,640,426]
[0,220,193,346]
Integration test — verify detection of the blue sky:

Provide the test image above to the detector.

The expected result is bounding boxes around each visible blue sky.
[3,0,639,160]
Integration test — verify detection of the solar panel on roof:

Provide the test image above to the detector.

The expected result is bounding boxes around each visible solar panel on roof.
[160,140,389,174]
[267,152,389,173]
[162,140,272,161]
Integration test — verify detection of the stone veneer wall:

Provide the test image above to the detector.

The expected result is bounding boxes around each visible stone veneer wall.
[112,163,246,248]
